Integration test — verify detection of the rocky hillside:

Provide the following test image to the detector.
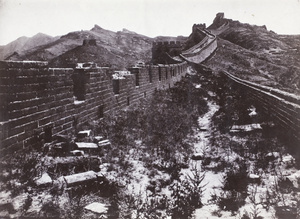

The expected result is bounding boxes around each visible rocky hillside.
[50,26,153,69]
[205,14,300,94]
[0,33,59,60]
[4,25,185,69]
[2,14,299,92]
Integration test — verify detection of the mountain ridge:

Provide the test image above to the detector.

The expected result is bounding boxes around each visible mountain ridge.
[204,13,300,94]
[3,25,185,68]
[0,33,59,60]
[1,14,300,93]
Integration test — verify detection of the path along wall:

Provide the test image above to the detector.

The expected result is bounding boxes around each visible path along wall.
[222,70,300,141]
[0,61,188,153]
[180,30,217,64]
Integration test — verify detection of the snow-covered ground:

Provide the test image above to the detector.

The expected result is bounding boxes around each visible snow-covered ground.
[191,102,300,218]
[98,97,300,218]
[1,88,300,218]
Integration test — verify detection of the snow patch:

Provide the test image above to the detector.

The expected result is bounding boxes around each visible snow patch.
[248,106,257,117]
[230,124,262,132]
[282,154,295,165]
[84,202,108,214]
[75,142,98,149]
[113,71,131,79]
[286,170,300,188]
[74,100,85,105]
[249,173,260,179]
[78,130,92,136]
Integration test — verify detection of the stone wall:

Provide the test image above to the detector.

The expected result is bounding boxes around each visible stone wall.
[179,27,217,64]
[180,37,217,64]
[222,70,300,141]
[0,60,188,153]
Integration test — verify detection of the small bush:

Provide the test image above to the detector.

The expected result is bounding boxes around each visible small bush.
[218,191,246,213]
[215,163,248,214]
[169,167,206,218]
[278,177,295,193]
[21,195,33,213]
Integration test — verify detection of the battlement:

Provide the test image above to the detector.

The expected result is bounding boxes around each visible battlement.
[0,60,188,154]
[192,23,206,32]
[152,41,182,47]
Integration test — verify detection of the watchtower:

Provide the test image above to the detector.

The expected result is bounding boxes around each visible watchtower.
[152,41,183,64]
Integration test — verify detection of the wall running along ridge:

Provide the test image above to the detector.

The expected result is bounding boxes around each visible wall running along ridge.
[180,29,217,64]
[0,61,188,153]
[0,27,218,153]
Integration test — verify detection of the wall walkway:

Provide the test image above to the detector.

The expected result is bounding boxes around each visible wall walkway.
[180,28,218,64]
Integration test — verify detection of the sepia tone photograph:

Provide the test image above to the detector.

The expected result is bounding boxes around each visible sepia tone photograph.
[0,0,300,218]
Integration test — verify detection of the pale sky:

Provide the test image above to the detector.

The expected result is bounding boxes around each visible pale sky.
[0,0,300,45]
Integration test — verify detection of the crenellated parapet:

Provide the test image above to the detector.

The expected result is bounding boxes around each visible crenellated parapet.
[152,41,182,47]
[221,70,300,141]
[152,22,218,65]
[192,23,206,32]
[0,60,188,154]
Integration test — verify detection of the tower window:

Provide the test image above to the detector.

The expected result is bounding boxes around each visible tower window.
[98,105,104,118]
[158,67,162,81]
[113,80,120,95]
[44,127,52,143]
[73,71,86,101]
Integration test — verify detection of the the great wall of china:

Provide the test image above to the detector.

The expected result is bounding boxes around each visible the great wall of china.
[1,17,300,153]
[0,60,190,153]
[180,28,217,63]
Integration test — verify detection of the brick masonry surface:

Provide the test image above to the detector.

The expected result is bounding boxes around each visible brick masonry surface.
[222,70,300,141]
[0,60,188,153]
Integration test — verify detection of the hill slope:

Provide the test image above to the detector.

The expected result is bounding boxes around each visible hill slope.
[205,14,300,94]
[5,25,185,69]
[0,33,58,60]
[2,14,299,93]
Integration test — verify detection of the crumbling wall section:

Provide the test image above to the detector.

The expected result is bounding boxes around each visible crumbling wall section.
[71,67,115,128]
[0,61,188,153]
[0,61,74,152]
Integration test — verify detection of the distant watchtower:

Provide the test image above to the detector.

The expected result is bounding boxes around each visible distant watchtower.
[192,23,206,32]
[212,12,225,26]
[83,39,97,46]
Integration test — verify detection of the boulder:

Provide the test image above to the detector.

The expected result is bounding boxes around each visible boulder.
[35,173,52,186]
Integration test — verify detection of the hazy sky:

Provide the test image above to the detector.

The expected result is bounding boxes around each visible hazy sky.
[0,0,300,45]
